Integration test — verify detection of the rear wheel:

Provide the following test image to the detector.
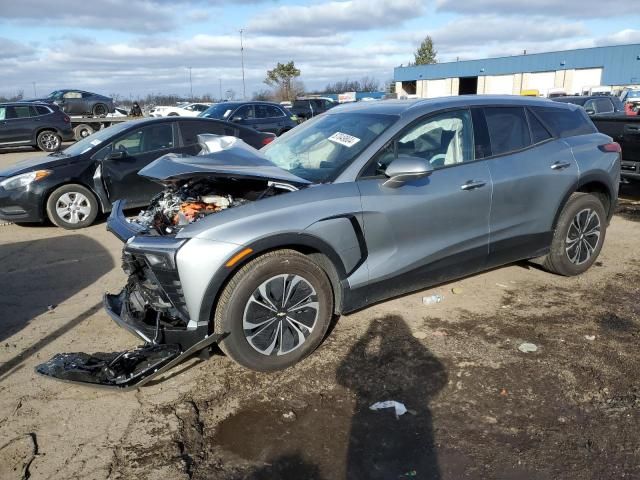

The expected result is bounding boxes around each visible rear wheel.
[36,130,61,152]
[73,124,95,140]
[214,250,334,371]
[168,112,179,116]
[46,184,99,229]
[92,103,108,116]
[543,192,606,276]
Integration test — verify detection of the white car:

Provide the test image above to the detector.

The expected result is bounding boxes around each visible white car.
[148,103,212,117]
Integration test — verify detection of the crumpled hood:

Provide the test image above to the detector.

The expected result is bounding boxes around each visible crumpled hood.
[138,135,311,186]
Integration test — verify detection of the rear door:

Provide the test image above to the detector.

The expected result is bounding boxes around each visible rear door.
[99,122,177,205]
[356,108,492,296]
[61,91,84,115]
[1,105,34,144]
[477,106,579,265]
[231,105,259,131]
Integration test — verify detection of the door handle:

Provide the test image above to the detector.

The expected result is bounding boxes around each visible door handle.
[460,180,486,191]
[551,161,572,170]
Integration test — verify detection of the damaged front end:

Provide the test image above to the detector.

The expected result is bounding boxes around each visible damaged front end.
[36,135,306,389]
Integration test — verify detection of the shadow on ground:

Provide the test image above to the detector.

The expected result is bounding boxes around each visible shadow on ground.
[0,235,113,375]
[213,315,448,480]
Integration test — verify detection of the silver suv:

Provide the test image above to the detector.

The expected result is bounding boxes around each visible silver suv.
[37,96,621,387]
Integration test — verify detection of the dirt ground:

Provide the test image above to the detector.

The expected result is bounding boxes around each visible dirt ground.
[1,147,639,480]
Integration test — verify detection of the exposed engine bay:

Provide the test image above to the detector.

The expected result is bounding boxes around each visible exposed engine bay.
[133,178,295,235]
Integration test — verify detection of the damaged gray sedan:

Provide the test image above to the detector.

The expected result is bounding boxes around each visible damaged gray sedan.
[36,97,620,388]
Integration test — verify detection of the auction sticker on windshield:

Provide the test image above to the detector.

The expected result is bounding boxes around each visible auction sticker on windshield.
[328,132,360,148]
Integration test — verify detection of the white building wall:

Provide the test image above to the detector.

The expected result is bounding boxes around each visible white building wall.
[483,75,515,94]
[568,68,603,95]
[424,78,453,98]
[522,71,556,95]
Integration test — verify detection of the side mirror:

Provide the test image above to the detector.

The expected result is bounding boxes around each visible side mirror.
[108,150,126,160]
[585,109,596,115]
[383,155,434,188]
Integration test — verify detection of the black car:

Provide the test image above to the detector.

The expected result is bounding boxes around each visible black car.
[199,101,298,135]
[28,89,115,116]
[290,97,337,121]
[0,102,74,152]
[0,117,275,229]
[553,95,625,116]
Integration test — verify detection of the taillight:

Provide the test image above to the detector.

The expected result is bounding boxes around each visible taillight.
[598,142,621,153]
[262,136,275,146]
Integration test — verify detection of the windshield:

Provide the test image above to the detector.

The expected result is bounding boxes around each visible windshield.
[47,90,64,100]
[61,122,136,156]
[262,112,398,182]
[199,103,236,119]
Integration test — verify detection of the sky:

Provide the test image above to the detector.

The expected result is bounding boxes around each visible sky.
[1,0,639,100]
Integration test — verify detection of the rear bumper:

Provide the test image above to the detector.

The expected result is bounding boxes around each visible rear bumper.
[621,161,640,180]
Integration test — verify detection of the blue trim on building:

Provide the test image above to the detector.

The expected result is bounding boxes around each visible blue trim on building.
[394,44,640,86]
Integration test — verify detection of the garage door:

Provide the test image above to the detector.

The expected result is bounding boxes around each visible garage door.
[425,79,452,98]
[569,68,603,95]
[483,75,514,95]
[523,71,556,95]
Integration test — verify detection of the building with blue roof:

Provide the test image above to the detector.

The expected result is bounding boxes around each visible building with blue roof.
[394,44,640,98]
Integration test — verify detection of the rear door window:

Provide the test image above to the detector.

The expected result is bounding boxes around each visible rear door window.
[6,105,32,119]
[526,108,553,144]
[531,106,596,137]
[483,107,531,155]
[234,105,255,120]
[180,120,234,146]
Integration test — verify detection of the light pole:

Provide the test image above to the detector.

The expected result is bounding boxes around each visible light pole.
[219,78,222,101]
[32,82,37,97]
[187,67,193,100]
[240,29,246,99]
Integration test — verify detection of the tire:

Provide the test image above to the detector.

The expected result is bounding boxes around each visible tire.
[36,130,61,152]
[46,184,99,229]
[92,104,107,116]
[167,112,179,116]
[73,124,94,141]
[542,192,607,276]
[214,249,334,371]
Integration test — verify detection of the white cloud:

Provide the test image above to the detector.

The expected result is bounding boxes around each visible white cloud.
[248,0,424,36]
[595,29,640,46]
[436,0,640,18]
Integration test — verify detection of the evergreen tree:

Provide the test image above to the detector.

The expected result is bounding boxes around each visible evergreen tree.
[414,36,437,65]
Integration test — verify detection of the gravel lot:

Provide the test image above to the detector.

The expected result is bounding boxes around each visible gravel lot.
[1,146,639,480]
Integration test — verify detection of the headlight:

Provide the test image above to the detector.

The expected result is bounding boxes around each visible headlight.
[0,170,52,190]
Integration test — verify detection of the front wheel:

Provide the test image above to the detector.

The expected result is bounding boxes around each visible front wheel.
[542,192,607,276]
[214,250,334,371]
[36,130,61,152]
[46,184,99,229]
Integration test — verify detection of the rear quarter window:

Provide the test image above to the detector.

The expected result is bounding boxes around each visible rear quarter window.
[35,105,51,115]
[531,106,596,138]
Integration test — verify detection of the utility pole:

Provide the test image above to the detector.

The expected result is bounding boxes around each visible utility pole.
[32,82,37,97]
[187,67,193,100]
[219,78,222,101]
[240,29,246,99]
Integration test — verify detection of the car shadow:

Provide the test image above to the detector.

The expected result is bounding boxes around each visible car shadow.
[0,235,113,369]
[222,315,448,480]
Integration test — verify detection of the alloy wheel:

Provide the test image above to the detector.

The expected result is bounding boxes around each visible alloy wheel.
[55,192,92,224]
[565,208,601,265]
[40,132,60,151]
[243,274,319,356]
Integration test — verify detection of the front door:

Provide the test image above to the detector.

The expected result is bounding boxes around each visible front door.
[60,91,84,115]
[100,122,176,206]
[355,109,492,303]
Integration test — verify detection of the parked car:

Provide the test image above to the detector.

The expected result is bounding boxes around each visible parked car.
[553,95,625,116]
[149,103,212,118]
[27,90,115,116]
[35,95,621,387]
[589,114,640,181]
[199,101,298,136]
[290,97,337,121]
[0,102,74,152]
[0,117,275,229]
